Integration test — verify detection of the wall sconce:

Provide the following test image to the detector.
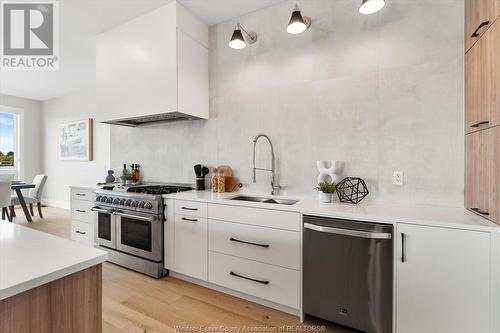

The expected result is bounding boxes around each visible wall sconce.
[229,23,258,49]
[359,0,385,14]
[287,4,311,34]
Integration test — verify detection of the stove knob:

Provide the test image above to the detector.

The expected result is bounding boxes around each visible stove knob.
[96,196,102,202]
[138,201,146,209]
[106,197,114,204]
[144,202,153,210]
[125,199,132,207]
[101,196,107,203]
[131,200,139,208]
[113,198,120,205]
[119,198,127,206]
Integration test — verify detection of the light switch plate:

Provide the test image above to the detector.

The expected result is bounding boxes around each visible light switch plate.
[393,171,404,185]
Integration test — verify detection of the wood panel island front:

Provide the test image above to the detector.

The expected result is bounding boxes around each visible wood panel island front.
[0,220,107,333]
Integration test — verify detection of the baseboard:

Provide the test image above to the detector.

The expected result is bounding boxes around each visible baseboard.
[42,198,70,210]
[169,271,300,316]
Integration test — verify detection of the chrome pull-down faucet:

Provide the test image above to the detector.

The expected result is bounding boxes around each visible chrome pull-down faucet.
[252,134,281,195]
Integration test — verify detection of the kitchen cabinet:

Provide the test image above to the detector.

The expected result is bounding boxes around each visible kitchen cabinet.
[465,126,500,223]
[465,20,500,133]
[173,202,208,281]
[465,0,500,52]
[69,186,95,247]
[396,223,491,333]
[96,1,208,125]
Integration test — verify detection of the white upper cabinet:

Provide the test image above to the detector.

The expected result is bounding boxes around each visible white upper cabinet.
[96,1,208,126]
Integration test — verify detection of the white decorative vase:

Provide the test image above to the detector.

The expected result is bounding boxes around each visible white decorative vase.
[319,191,333,203]
[317,160,343,184]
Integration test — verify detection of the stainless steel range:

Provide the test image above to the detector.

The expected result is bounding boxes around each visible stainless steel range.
[92,184,193,278]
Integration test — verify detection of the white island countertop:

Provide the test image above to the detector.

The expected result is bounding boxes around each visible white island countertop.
[163,190,500,232]
[0,221,108,300]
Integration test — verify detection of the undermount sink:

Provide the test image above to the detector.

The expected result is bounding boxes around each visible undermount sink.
[230,195,298,205]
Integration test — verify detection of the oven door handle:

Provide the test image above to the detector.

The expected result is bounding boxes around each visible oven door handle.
[91,207,112,214]
[113,211,157,222]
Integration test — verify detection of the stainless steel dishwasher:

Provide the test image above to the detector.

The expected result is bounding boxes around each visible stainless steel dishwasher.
[303,215,393,333]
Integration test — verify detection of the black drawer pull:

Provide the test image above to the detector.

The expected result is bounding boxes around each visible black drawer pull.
[471,21,490,38]
[471,208,489,216]
[229,271,269,285]
[75,193,86,196]
[75,230,86,235]
[229,237,269,248]
[181,217,198,222]
[75,209,86,213]
[181,206,198,211]
[471,120,490,128]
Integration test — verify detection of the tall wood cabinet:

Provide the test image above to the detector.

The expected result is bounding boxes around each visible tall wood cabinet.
[465,0,500,224]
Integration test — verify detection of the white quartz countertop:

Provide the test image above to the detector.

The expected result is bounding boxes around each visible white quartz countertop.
[0,221,108,300]
[163,191,499,232]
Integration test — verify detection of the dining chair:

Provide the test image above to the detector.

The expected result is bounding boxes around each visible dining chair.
[10,175,48,219]
[0,181,12,222]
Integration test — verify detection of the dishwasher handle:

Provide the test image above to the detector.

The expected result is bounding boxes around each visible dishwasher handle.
[304,222,392,239]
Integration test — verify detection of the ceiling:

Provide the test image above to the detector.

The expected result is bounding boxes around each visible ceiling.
[0,0,285,101]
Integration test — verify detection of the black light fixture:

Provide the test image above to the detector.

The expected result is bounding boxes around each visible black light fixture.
[287,3,311,34]
[359,0,386,14]
[229,23,258,49]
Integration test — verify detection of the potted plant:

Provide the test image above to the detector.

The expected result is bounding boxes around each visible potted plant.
[120,173,133,185]
[315,180,336,203]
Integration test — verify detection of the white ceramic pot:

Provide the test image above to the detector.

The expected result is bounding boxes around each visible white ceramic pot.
[318,191,333,203]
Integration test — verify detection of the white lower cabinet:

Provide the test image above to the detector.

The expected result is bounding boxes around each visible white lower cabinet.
[71,220,94,247]
[174,214,208,281]
[208,251,300,309]
[70,187,95,247]
[396,224,491,333]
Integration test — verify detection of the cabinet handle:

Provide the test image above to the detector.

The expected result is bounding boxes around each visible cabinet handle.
[75,209,86,213]
[401,233,407,263]
[471,207,489,216]
[229,237,270,248]
[471,21,490,38]
[181,217,198,222]
[229,271,269,285]
[75,193,87,196]
[75,230,86,235]
[181,206,198,211]
[470,120,490,128]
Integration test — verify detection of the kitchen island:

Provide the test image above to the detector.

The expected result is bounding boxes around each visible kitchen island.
[0,220,107,333]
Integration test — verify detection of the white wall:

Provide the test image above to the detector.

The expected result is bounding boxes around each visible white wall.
[110,0,465,206]
[0,94,42,184]
[41,89,110,208]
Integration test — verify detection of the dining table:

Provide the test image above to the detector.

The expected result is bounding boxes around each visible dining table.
[11,181,36,222]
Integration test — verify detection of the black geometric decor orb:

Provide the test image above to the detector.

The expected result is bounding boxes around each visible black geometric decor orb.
[335,177,369,204]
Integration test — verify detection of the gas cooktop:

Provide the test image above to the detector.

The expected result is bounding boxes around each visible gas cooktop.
[126,184,194,195]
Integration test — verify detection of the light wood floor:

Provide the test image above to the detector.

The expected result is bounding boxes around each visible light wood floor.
[5,207,355,333]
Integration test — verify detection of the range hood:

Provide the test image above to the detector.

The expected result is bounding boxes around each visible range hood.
[96,2,209,127]
[101,112,204,127]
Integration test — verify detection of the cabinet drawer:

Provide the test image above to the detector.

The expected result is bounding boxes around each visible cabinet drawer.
[71,188,94,201]
[208,251,300,309]
[175,200,207,217]
[174,214,208,281]
[71,220,94,247]
[208,204,300,231]
[71,199,94,224]
[208,219,300,269]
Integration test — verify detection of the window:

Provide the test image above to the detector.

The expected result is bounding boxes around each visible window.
[0,106,22,181]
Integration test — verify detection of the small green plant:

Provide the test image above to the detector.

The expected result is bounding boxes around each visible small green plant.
[120,173,133,181]
[315,180,336,193]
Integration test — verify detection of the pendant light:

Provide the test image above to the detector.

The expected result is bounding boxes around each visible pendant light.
[229,23,258,49]
[359,0,385,14]
[287,4,311,34]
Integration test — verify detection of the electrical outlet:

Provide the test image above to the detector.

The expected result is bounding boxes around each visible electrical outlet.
[393,171,404,185]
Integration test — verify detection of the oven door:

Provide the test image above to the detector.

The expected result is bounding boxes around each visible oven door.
[115,211,162,262]
[91,207,116,249]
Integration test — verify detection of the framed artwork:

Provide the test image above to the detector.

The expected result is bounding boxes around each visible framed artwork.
[59,119,93,161]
